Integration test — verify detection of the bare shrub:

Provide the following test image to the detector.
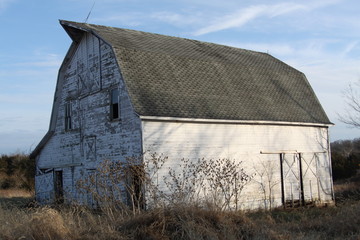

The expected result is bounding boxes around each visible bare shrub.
[200,158,252,211]
[162,157,252,210]
[162,158,206,205]
[78,161,121,216]
[77,159,141,217]
[77,155,252,212]
[252,159,280,210]
[76,154,167,215]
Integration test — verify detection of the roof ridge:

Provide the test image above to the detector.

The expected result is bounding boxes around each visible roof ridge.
[60,19,263,55]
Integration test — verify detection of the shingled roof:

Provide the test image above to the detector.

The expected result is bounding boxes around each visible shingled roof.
[60,20,331,124]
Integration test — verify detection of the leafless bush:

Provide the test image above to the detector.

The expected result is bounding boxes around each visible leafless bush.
[77,154,252,212]
[339,80,360,128]
[76,153,167,215]
[162,157,252,210]
[162,158,205,205]
[253,159,280,210]
[77,159,131,217]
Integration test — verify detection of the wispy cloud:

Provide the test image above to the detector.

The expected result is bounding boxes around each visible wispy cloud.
[192,1,339,36]
[0,51,61,82]
[193,5,268,36]
[151,11,205,27]
[341,41,359,57]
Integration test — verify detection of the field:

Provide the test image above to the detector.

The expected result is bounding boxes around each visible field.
[0,177,359,240]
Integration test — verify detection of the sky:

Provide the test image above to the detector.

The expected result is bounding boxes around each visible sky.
[0,0,360,155]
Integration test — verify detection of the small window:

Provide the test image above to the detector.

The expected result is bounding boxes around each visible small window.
[110,88,120,120]
[65,101,72,130]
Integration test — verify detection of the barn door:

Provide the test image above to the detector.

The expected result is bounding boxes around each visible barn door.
[281,153,302,207]
[35,171,54,203]
[54,170,64,204]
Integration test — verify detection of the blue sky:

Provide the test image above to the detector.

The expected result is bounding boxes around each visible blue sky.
[0,0,360,154]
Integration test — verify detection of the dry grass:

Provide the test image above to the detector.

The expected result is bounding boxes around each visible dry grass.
[0,177,359,240]
[0,189,34,210]
[0,189,33,198]
[334,174,360,204]
[0,200,359,240]
[334,181,359,193]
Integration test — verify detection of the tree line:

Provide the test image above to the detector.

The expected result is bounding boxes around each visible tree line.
[0,154,34,191]
[331,138,360,180]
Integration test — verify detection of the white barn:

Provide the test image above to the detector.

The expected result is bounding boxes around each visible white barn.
[31,20,334,209]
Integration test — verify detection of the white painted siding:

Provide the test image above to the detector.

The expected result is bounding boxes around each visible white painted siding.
[35,33,142,204]
[142,120,333,209]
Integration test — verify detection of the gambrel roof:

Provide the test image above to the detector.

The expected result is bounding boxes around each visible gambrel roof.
[61,20,330,124]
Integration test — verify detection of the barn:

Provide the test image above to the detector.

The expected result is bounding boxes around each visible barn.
[31,20,334,210]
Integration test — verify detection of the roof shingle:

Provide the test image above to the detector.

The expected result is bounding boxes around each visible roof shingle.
[61,20,331,124]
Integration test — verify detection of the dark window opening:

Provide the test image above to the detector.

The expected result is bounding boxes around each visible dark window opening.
[111,88,120,120]
[65,102,72,130]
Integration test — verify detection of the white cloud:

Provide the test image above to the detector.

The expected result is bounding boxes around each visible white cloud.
[193,5,267,36]
[192,1,341,36]
[341,41,359,57]
[0,51,61,82]
[267,2,306,17]
[151,11,205,27]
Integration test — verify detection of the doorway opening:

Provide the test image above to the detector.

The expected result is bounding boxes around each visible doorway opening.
[54,170,64,204]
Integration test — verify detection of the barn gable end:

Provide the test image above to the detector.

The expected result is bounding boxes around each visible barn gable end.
[33,31,142,204]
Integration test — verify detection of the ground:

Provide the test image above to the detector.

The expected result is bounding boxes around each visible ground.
[0,176,359,240]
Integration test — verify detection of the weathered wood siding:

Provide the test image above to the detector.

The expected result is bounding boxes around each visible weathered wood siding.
[35,33,142,204]
[142,120,333,209]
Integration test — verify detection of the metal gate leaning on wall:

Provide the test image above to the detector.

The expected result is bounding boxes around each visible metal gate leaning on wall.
[262,151,333,208]
[282,152,334,207]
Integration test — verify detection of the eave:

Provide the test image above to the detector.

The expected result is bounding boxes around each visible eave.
[139,116,334,128]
